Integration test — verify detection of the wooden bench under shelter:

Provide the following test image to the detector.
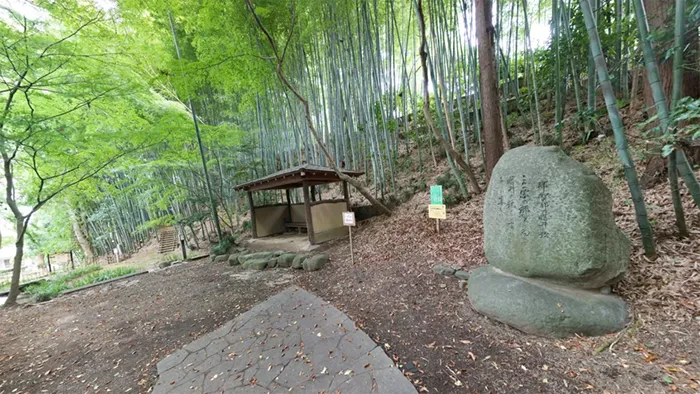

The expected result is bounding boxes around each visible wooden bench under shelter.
[234,164,364,245]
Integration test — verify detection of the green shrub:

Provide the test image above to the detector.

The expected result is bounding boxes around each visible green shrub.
[58,265,102,281]
[23,265,135,302]
[71,267,136,288]
[541,134,559,147]
[443,191,464,207]
[25,280,70,302]
[510,135,527,148]
[436,171,460,192]
[163,252,180,263]
[399,188,413,203]
[211,234,236,256]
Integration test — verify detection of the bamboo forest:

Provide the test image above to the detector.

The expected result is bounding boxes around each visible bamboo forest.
[0,0,698,392]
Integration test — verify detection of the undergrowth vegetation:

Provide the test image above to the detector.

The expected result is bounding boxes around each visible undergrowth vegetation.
[24,266,136,302]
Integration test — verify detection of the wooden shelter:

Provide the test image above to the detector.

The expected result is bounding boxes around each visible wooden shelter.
[234,164,364,245]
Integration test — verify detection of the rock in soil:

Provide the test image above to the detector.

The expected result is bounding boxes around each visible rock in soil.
[158,261,173,269]
[432,264,455,276]
[468,265,629,338]
[276,253,297,268]
[244,259,269,271]
[213,254,229,263]
[291,255,308,269]
[266,258,278,268]
[238,252,277,265]
[302,254,329,271]
[455,270,470,280]
[228,254,241,266]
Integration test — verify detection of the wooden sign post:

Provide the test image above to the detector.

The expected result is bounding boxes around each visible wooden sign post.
[343,211,356,264]
[429,185,446,233]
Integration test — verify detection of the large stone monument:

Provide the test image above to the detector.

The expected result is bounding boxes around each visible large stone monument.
[468,146,630,337]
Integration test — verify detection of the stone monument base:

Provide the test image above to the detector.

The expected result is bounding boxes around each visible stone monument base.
[468,265,629,338]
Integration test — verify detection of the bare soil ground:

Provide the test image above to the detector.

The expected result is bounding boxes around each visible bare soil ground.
[0,261,295,393]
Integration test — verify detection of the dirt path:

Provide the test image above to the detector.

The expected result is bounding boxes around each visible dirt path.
[0,261,294,393]
[0,254,696,393]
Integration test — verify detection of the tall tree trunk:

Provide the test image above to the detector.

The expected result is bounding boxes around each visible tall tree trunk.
[642,0,700,113]
[632,0,690,234]
[475,0,505,182]
[633,0,700,209]
[71,209,95,261]
[4,216,27,306]
[414,0,481,193]
[580,0,657,257]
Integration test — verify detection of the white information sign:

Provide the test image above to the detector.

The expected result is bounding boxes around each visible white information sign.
[343,211,356,227]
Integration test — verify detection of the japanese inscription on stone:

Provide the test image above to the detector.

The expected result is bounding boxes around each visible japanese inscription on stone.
[496,174,549,238]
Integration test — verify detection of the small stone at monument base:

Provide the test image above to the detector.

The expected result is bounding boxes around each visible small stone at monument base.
[244,259,269,271]
[458,280,468,290]
[455,270,470,280]
[276,253,297,268]
[213,254,229,263]
[432,264,455,276]
[468,265,628,338]
[303,254,329,271]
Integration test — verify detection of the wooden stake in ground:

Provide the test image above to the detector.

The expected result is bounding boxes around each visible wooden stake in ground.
[342,212,356,265]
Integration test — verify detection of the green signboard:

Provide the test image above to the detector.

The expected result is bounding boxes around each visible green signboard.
[430,185,443,205]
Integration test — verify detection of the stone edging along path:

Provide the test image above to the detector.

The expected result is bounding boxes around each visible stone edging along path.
[153,286,418,394]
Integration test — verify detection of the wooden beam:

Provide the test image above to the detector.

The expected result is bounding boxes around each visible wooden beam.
[343,180,350,211]
[247,191,257,238]
[302,181,315,244]
[310,199,347,207]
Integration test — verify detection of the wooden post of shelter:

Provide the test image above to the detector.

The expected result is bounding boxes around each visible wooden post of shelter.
[247,191,257,238]
[342,180,350,211]
[302,181,315,244]
[286,188,293,223]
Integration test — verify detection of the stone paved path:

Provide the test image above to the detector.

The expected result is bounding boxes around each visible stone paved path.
[153,286,418,394]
